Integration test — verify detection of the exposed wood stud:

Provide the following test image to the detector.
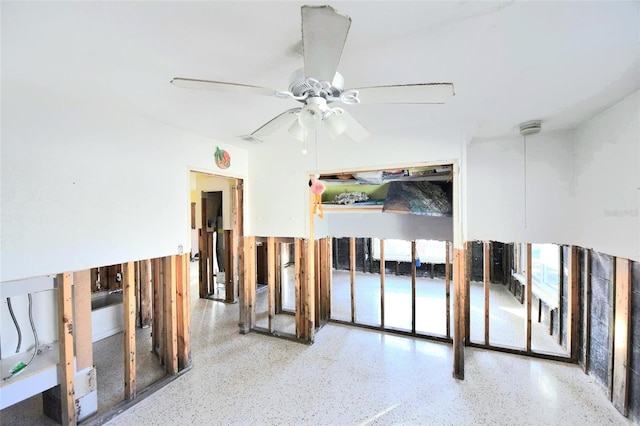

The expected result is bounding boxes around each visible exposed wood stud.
[123,262,137,400]
[135,261,141,328]
[567,246,580,360]
[176,254,191,370]
[294,238,302,338]
[207,232,215,295]
[608,257,616,400]
[275,242,283,314]
[350,237,356,323]
[163,255,178,374]
[314,240,321,327]
[525,243,532,352]
[445,241,451,338]
[139,259,152,328]
[484,241,490,345]
[303,238,315,342]
[57,273,76,426]
[380,239,385,329]
[267,236,276,333]
[238,238,246,331]
[233,180,244,300]
[558,247,564,346]
[612,257,632,416]
[320,237,332,323]
[249,238,256,329]
[151,258,163,362]
[411,240,417,334]
[584,250,592,373]
[240,236,256,333]
[452,247,465,379]
[464,241,471,342]
[73,270,93,372]
[224,230,235,302]
[198,229,207,299]
[90,268,99,293]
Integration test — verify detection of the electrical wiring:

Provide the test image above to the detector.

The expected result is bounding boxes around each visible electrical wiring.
[6,297,22,353]
[3,293,39,381]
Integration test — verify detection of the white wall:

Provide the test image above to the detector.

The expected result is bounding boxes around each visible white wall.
[466,91,639,262]
[574,91,639,261]
[247,132,463,238]
[328,213,452,241]
[466,130,576,245]
[1,80,248,282]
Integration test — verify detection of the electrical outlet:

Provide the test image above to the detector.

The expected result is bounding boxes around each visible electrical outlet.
[115,272,122,282]
[178,245,184,254]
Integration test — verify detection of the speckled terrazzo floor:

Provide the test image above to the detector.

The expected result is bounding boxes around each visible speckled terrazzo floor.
[105,264,629,426]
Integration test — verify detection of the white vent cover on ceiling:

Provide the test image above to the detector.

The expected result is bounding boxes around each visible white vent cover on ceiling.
[519,120,542,136]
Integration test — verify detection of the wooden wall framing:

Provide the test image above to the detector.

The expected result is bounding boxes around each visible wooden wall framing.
[52,253,192,425]
[350,237,356,323]
[380,239,386,329]
[73,270,93,372]
[525,243,533,352]
[123,261,137,400]
[483,241,490,345]
[452,247,465,379]
[411,240,417,334]
[57,273,76,426]
[612,257,632,416]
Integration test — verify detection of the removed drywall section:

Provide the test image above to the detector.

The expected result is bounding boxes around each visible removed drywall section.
[574,90,640,262]
[588,251,614,395]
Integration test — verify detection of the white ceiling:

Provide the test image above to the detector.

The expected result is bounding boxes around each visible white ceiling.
[3,1,639,150]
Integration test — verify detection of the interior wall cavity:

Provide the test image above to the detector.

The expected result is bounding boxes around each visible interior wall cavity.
[1,80,248,282]
[573,91,639,262]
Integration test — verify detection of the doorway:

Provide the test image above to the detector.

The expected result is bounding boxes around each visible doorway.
[189,171,243,304]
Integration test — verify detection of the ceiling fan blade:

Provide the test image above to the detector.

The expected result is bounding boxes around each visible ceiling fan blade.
[250,108,301,138]
[352,83,455,104]
[301,5,351,83]
[339,109,371,142]
[171,77,278,97]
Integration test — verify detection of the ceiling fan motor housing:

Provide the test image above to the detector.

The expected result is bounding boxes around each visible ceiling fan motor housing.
[288,68,344,102]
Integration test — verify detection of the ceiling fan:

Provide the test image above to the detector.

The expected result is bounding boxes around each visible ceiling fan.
[171,4,455,143]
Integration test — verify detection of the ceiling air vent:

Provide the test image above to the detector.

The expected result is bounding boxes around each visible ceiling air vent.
[519,120,542,136]
[240,135,264,143]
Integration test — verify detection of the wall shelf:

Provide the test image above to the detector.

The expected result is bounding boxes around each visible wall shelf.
[322,204,383,213]
[0,342,60,410]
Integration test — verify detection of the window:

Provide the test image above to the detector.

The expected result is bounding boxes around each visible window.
[516,243,560,292]
[531,244,559,291]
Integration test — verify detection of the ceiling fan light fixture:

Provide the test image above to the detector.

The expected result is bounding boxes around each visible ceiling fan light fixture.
[325,109,348,139]
[298,97,326,131]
